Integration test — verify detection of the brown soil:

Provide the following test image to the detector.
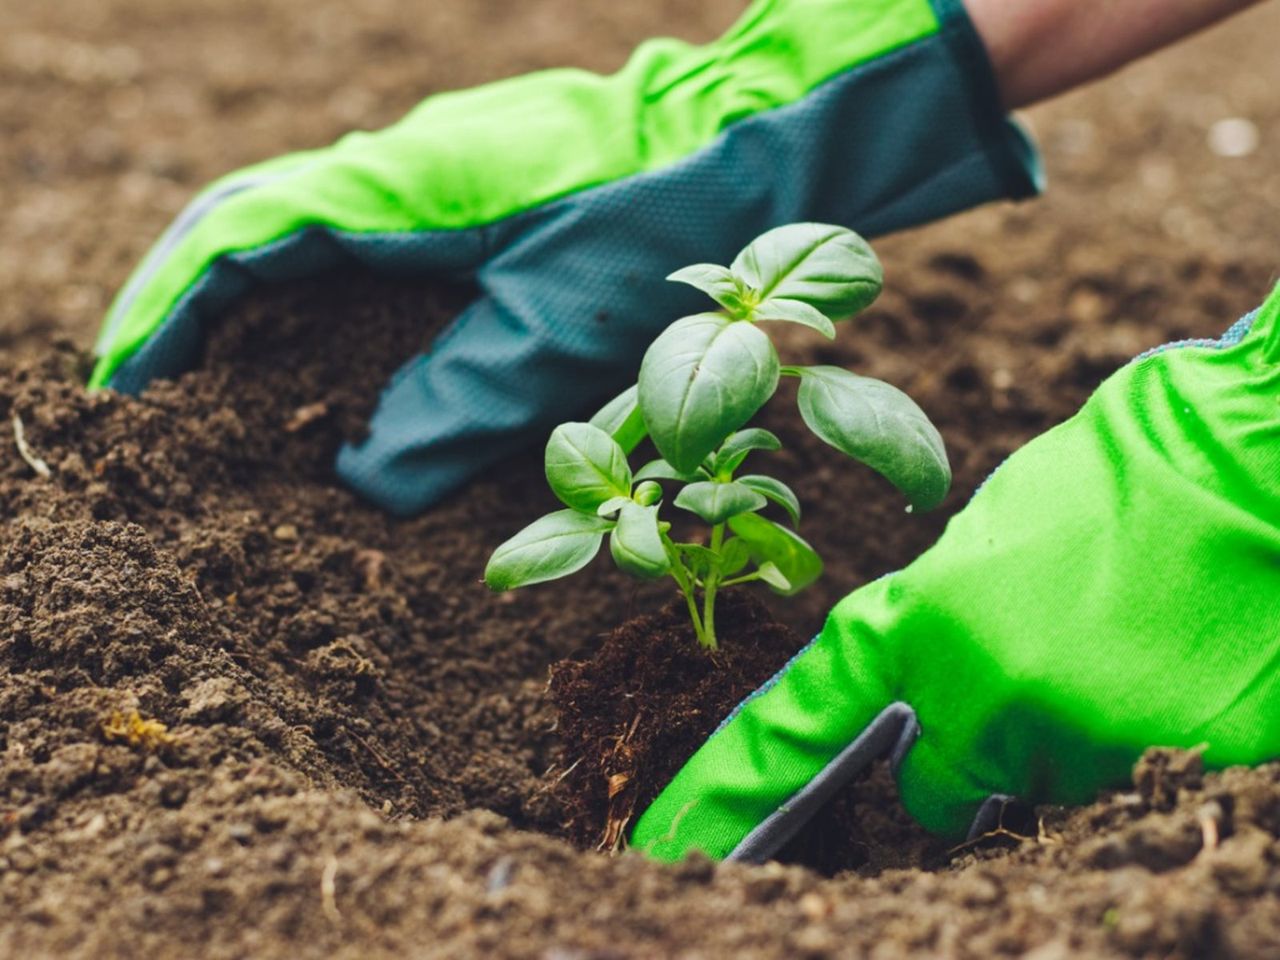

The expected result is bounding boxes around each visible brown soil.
[3,0,1280,957]
[550,596,802,853]
[549,596,943,878]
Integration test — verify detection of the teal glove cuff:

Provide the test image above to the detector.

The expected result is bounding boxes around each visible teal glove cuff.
[93,0,1040,515]
[633,283,1280,862]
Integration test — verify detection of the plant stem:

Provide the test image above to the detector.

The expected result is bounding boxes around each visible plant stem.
[701,524,726,651]
[684,583,711,649]
[663,536,710,648]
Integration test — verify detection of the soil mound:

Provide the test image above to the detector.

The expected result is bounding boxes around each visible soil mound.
[1,259,1278,957]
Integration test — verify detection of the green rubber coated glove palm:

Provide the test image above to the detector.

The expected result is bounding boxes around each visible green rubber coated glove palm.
[632,283,1280,863]
[88,0,1037,516]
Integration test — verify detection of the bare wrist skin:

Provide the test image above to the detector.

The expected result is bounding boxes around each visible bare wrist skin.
[965,0,1267,109]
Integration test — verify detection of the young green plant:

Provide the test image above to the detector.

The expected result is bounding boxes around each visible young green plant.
[484,223,950,650]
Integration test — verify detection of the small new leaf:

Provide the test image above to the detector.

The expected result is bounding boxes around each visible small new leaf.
[588,385,647,454]
[726,513,822,596]
[667,264,750,317]
[485,510,613,591]
[610,502,670,580]
[638,313,780,473]
[713,428,782,477]
[632,480,663,506]
[730,223,882,319]
[596,496,632,518]
[752,298,836,339]
[545,422,633,513]
[793,366,950,511]
[755,561,791,591]
[674,481,767,526]
[634,459,702,483]
[737,474,801,527]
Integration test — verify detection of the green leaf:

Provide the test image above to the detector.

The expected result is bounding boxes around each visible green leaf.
[679,543,720,580]
[727,513,822,596]
[596,496,632,518]
[674,481,767,526]
[588,385,647,454]
[678,540,750,579]
[609,502,670,580]
[719,538,751,577]
[730,223,882,318]
[634,459,702,483]
[485,510,612,590]
[713,428,781,477]
[752,298,836,339]
[638,313,780,473]
[667,264,749,316]
[793,366,950,511]
[545,422,633,513]
[755,561,791,592]
[632,481,663,506]
[737,474,801,527]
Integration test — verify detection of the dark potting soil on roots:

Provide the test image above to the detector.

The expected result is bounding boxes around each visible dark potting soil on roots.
[549,594,946,876]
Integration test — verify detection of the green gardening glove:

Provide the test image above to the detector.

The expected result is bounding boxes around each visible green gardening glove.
[632,283,1280,862]
[89,0,1037,516]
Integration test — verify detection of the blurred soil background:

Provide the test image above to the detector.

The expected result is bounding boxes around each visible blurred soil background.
[1,1,1279,958]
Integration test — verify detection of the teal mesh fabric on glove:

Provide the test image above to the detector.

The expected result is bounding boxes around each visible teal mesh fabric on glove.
[632,283,1280,863]
[93,0,1039,515]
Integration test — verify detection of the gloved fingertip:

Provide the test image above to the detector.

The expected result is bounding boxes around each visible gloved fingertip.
[335,436,452,518]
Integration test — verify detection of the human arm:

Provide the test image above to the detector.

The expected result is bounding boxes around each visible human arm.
[968,0,1267,109]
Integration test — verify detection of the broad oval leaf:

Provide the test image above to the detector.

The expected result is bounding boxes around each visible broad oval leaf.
[485,510,612,591]
[674,481,767,526]
[545,422,633,513]
[638,313,780,473]
[588,385,647,454]
[667,264,749,317]
[731,223,883,318]
[634,459,702,483]
[794,366,950,511]
[737,474,801,527]
[726,512,822,596]
[610,502,670,580]
[713,428,781,477]
[752,298,836,339]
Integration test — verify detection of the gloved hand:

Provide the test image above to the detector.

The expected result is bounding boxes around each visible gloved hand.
[632,283,1280,862]
[90,0,1038,515]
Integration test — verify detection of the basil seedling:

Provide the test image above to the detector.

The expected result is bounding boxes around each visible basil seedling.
[485,223,950,649]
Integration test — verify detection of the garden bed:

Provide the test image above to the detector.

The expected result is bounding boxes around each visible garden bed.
[4,0,1280,956]
[3,250,1279,957]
